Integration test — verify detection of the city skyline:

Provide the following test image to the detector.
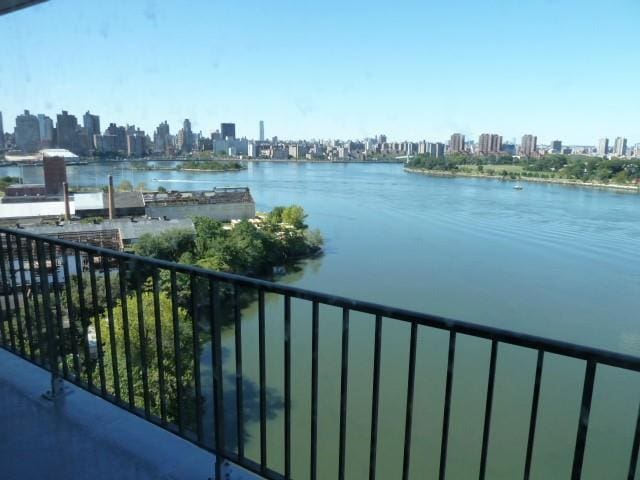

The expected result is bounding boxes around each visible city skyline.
[2,1,640,143]
[3,106,637,149]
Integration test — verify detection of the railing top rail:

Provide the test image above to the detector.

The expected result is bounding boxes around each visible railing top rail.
[3,226,640,372]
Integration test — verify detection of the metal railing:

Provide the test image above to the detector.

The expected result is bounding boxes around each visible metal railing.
[1,227,640,479]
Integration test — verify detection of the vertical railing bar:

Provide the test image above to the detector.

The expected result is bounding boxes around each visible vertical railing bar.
[369,314,383,480]
[88,255,107,396]
[338,307,350,480]
[152,269,167,424]
[25,238,43,360]
[234,283,245,458]
[134,266,151,418]
[310,300,319,480]
[48,243,68,379]
[523,350,544,480]
[284,295,292,480]
[439,330,456,480]
[479,340,499,480]
[35,240,58,375]
[102,255,120,401]
[170,269,185,434]
[6,234,25,356]
[0,233,12,348]
[627,400,640,480]
[570,360,597,480]
[209,279,226,479]
[74,249,93,390]
[15,236,35,360]
[401,321,418,480]
[61,249,81,380]
[258,289,268,473]
[190,273,204,442]
[118,259,135,408]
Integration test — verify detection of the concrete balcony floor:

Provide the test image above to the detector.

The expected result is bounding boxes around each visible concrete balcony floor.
[0,348,254,480]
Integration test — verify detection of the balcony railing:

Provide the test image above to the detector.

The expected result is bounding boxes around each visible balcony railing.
[1,227,640,479]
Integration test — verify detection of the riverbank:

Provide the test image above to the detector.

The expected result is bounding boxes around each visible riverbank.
[404,167,640,193]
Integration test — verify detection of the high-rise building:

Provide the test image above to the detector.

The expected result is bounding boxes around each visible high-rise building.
[177,119,193,153]
[259,121,264,141]
[37,114,54,147]
[551,140,562,153]
[56,110,79,152]
[15,110,41,152]
[598,138,609,156]
[449,133,465,154]
[127,134,145,157]
[0,111,5,149]
[478,133,502,154]
[105,123,127,152]
[221,123,236,140]
[83,111,101,140]
[614,137,627,157]
[154,121,171,154]
[520,134,537,156]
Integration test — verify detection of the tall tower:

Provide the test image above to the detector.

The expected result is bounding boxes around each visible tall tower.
[15,110,41,152]
[259,120,264,141]
[598,138,609,156]
[614,137,627,157]
[449,133,465,153]
[520,134,537,156]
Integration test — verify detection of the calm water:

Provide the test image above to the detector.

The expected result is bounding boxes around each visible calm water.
[9,161,640,478]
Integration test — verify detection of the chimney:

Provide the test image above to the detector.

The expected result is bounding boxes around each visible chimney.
[62,182,71,221]
[108,175,116,220]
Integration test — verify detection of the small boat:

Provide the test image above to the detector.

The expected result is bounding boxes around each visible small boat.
[513,185,523,190]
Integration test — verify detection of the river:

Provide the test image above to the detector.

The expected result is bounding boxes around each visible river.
[6,161,640,479]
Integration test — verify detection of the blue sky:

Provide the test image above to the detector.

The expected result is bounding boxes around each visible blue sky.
[1,0,639,144]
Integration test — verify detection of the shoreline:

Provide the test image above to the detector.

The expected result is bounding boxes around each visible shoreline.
[404,167,640,193]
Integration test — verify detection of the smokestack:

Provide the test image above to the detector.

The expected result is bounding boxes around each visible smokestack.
[108,175,116,220]
[62,182,71,221]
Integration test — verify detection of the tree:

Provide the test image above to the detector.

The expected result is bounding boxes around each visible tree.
[99,291,198,425]
[134,228,195,262]
[118,180,133,192]
[282,205,307,229]
[136,181,148,191]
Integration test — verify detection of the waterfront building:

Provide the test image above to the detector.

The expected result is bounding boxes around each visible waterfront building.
[478,133,502,154]
[153,121,171,154]
[83,111,101,140]
[221,123,236,140]
[105,123,127,153]
[14,110,40,152]
[449,133,465,153]
[614,137,627,157]
[37,114,54,147]
[551,140,562,153]
[598,138,609,156]
[177,119,193,153]
[520,134,538,156]
[56,110,80,152]
[259,120,264,141]
[56,110,78,152]
[127,134,145,157]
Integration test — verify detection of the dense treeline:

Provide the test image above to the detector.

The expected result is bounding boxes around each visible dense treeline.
[407,154,640,184]
[177,160,244,171]
[134,205,323,275]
